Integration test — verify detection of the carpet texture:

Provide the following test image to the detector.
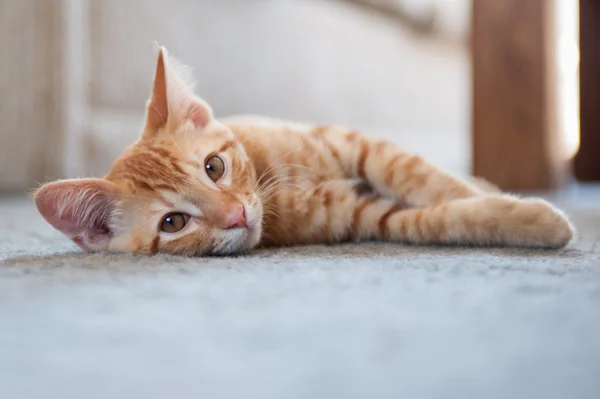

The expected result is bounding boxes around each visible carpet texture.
[1,196,599,399]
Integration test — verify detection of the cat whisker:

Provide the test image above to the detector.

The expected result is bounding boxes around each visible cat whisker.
[257,183,310,202]
[256,163,317,192]
[259,179,312,196]
[257,177,307,198]
[257,167,314,190]
[255,150,307,187]
[257,174,300,190]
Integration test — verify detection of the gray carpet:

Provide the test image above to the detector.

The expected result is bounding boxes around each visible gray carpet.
[1,195,599,399]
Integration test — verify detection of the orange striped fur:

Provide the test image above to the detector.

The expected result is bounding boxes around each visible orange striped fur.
[33,47,574,255]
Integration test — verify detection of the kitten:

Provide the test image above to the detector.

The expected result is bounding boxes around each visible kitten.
[33,47,574,255]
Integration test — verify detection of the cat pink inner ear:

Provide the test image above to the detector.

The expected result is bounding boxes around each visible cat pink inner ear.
[34,179,116,252]
[184,100,211,127]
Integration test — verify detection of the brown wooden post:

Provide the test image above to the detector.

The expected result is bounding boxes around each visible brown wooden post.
[574,0,600,181]
[471,0,567,191]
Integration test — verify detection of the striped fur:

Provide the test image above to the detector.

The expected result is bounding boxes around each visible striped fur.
[33,47,574,255]
[226,119,573,250]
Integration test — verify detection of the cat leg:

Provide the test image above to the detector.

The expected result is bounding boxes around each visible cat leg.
[262,179,573,249]
[357,195,574,248]
[310,126,484,207]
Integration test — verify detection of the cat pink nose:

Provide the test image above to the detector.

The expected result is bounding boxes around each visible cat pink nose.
[223,205,247,229]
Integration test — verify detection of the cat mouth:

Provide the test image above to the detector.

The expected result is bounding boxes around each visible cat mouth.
[213,224,260,255]
[242,210,261,232]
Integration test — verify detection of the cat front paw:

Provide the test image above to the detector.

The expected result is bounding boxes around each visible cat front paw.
[512,198,574,248]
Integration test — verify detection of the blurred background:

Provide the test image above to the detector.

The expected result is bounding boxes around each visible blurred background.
[0,0,580,193]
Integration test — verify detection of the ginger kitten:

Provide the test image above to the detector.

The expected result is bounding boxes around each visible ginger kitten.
[34,47,574,255]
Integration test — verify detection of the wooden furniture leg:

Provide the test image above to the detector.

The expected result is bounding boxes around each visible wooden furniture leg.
[471,0,567,191]
[574,0,600,181]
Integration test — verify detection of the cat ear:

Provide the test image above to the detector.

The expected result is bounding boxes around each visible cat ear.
[146,46,169,131]
[145,46,213,134]
[34,179,117,252]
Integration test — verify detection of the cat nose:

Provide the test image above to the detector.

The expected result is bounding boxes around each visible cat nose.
[223,204,247,229]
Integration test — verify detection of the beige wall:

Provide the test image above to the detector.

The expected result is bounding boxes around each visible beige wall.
[0,0,469,191]
[0,0,65,191]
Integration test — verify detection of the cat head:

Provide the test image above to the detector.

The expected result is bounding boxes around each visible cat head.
[34,47,263,255]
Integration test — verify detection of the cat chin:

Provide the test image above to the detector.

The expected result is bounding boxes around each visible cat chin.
[210,224,262,256]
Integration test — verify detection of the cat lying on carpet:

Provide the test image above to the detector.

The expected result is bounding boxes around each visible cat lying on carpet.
[33,47,574,255]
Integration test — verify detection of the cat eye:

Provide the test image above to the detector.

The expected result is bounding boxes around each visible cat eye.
[160,212,189,233]
[205,155,225,182]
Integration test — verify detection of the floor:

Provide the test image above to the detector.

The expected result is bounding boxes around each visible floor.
[1,186,599,399]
